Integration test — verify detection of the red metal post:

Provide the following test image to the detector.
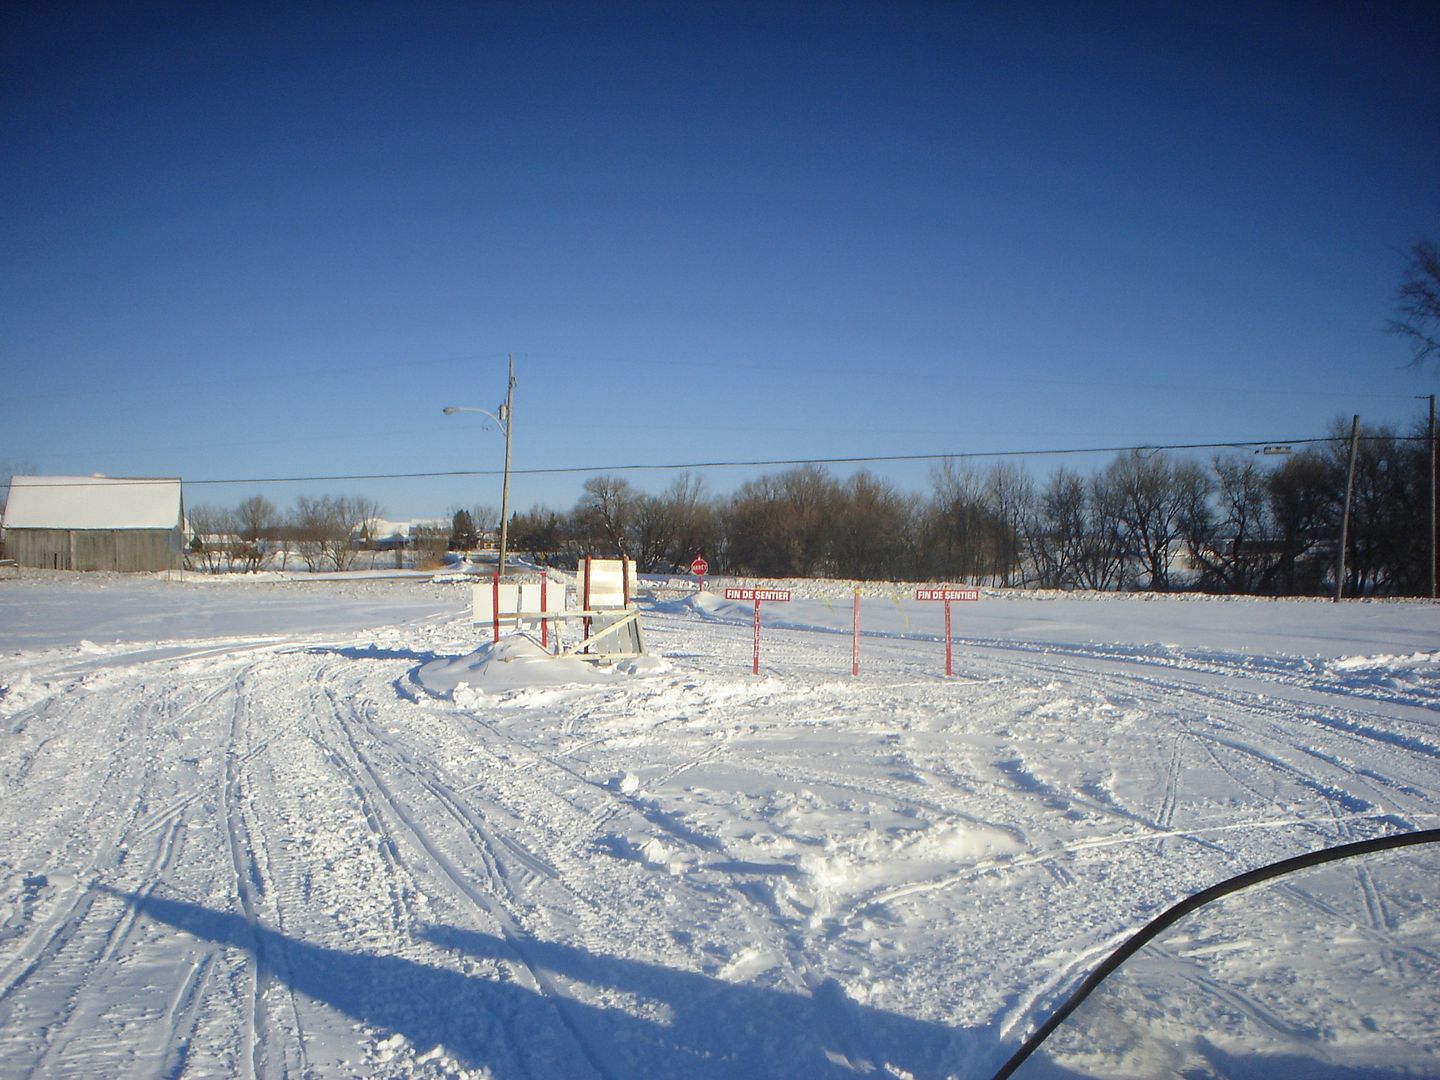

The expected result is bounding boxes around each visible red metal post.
[944,598,953,677]
[540,577,549,650]
[752,597,762,675]
[852,586,861,677]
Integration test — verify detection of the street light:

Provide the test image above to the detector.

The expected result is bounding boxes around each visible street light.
[443,354,516,578]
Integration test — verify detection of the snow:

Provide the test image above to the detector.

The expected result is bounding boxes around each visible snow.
[416,637,653,699]
[1025,840,1440,1077]
[2,475,183,530]
[0,569,1436,1078]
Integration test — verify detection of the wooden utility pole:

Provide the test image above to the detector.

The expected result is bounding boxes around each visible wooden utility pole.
[1335,414,1360,602]
[498,354,516,579]
[442,355,516,579]
[1426,394,1437,600]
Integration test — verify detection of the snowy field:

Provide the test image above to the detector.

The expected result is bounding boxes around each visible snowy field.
[0,569,1436,1078]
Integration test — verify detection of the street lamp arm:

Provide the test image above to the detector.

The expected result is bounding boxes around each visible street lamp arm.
[442,405,508,434]
[441,354,516,579]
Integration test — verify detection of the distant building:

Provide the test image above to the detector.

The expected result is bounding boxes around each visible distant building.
[1,475,185,572]
[353,518,451,550]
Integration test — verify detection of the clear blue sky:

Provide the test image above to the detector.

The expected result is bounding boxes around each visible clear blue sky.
[3,2,1437,521]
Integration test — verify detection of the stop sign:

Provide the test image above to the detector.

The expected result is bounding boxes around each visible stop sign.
[691,556,709,576]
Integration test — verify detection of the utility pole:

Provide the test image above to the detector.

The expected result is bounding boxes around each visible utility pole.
[442,354,517,579]
[1426,394,1437,600]
[1335,414,1360,603]
[498,354,516,579]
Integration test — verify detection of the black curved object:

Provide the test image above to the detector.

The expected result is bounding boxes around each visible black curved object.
[990,827,1440,1080]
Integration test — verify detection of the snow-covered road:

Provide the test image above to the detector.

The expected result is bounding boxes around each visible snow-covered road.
[1,573,1435,1077]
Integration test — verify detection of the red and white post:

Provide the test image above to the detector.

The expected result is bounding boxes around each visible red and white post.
[724,587,792,674]
[914,586,980,677]
[752,596,762,673]
[852,586,861,677]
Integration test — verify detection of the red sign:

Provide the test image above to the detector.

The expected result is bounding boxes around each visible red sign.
[691,556,709,576]
[915,586,979,677]
[724,588,792,602]
[915,587,980,602]
[723,587,791,674]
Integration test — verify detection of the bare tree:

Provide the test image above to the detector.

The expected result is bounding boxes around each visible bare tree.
[984,462,1035,587]
[233,495,278,572]
[349,497,384,549]
[343,496,384,566]
[832,471,916,581]
[510,505,570,566]
[1080,470,1130,590]
[1325,420,1429,596]
[575,476,638,560]
[289,496,332,572]
[288,495,382,572]
[923,461,996,583]
[631,491,679,572]
[1029,469,1126,591]
[920,460,1037,585]
[1105,451,1209,591]
[657,474,720,571]
[567,478,715,572]
[1389,239,1440,370]
[727,466,840,577]
[409,520,449,568]
[185,504,233,573]
[1267,450,1336,595]
[469,504,501,546]
[1183,456,1279,594]
[723,476,788,576]
[1028,468,1125,591]
[1025,471,1071,589]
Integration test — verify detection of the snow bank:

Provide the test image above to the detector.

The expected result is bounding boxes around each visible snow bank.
[415,635,668,701]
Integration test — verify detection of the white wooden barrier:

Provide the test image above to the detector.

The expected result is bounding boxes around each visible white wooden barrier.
[470,558,645,660]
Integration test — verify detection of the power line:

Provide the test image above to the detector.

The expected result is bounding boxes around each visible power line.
[9,433,1422,490]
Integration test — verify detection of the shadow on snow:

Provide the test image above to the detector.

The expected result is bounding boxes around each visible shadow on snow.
[97,885,990,1079]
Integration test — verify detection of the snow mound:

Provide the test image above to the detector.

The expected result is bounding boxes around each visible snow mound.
[1330,651,1438,673]
[417,636,612,697]
[415,635,667,699]
[657,591,746,619]
[648,591,716,616]
[1324,651,1440,699]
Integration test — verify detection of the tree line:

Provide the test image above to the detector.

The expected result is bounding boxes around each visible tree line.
[186,494,390,573]
[506,415,1434,597]
[184,415,1433,597]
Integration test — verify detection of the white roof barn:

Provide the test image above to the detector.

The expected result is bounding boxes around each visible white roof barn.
[2,476,185,572]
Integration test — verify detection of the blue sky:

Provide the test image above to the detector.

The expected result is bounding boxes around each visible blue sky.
[3,2,1437,521]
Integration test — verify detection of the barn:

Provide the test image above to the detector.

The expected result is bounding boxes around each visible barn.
[1,476,185,572]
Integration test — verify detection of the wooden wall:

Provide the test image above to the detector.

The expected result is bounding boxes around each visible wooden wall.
[5,528,182,572]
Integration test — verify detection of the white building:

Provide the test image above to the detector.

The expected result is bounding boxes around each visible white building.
[2,476,185,572]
